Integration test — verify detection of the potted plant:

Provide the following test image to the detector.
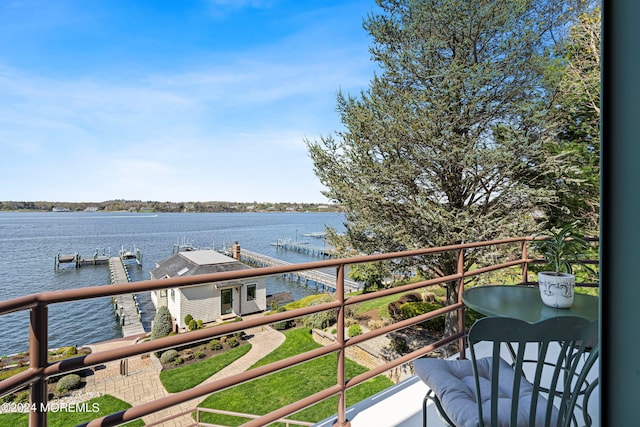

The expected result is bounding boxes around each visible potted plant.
[533,223,592,308]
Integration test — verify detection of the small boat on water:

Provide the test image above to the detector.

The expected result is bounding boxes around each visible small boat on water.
[120,245,143,266]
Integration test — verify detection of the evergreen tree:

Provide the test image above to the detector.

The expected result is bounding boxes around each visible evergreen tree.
[151,305,173,339]
[542,5,600,234]
[308,0,576,350]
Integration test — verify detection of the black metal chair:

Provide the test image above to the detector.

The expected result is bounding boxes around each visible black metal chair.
[413,316,599,427]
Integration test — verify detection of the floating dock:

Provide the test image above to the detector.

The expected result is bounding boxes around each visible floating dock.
[109,257,146,337]
[227,248,361,293]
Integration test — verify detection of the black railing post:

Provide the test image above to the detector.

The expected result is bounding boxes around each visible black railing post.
[29,302,48,426]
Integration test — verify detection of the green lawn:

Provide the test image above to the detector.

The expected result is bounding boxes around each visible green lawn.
[159,344,252,393]
[197,328,393,426]
[0,394,144,426]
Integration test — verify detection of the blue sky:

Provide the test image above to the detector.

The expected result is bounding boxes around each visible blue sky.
[0,0,377,203]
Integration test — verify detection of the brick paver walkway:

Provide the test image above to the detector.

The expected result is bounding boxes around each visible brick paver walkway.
[84,325,285,426]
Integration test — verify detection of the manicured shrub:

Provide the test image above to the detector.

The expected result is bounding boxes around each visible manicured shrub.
[194,350,205,359]
[348,324,362,337]
[184,314,194,326]
[56,374,82,393]
[209,339,222,351]
[388,292,423,321]
[188,319,198,331]
[399,302,445,332]
[197,319,203,329]
[151,306,173,339]
[172,356,183,366]
[226,337,239,348]
[160,349,179,364]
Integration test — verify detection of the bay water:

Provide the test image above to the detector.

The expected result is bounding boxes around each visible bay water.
[0,211,345,356]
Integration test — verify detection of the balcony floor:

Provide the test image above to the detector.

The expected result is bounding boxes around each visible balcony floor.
[314,341,600,427]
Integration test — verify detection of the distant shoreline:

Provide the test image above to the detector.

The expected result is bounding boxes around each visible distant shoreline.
[0,200,343,214]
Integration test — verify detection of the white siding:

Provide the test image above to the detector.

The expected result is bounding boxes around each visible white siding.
[178,284,221,328]
[151,289,167,309]
[241,279,266,314]
[167,288,181,331]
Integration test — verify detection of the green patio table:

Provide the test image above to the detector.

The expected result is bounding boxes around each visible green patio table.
[462,284,599,323]
[461,284,600,425]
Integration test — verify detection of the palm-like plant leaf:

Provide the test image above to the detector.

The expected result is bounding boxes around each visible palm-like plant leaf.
[533,223,591,275]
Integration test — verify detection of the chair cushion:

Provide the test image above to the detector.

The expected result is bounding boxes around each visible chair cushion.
[414,357,558,427]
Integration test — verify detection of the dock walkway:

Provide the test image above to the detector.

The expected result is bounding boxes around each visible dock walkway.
[109,257,146,337]
[233,249,361,293]
[271,239,333,257]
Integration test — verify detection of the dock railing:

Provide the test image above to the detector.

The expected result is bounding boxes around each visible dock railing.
[0,236,599,427]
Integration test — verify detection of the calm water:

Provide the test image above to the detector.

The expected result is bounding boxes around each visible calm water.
[0,211,345,356]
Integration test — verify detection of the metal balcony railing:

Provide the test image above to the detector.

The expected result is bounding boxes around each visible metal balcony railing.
[0,236,599,427]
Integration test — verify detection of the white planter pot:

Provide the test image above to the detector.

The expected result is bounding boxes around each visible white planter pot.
[538,272,575,308]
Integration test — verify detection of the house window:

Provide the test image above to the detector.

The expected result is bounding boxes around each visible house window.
[160,290,167,297]
[170,289,175,302]
[247,284,256,301]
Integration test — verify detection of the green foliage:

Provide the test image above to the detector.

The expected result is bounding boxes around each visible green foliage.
[160,344,251,393]
[56,374,82,393]
[0,365,28,381]
[307,0,582,348]
[62,346,77,357]
[387,293,422,321]
[151,305,173,339]
[160,349,179,364]
[533,223,592,274]
[302,295,336,330]
[284,294,332,310]
[348,323,362,337]
[198,328,393,425]
[209,339,222,351]
[269,305,295,330]
[0,389,29,404]
[226,337,239,348]
[188,319,198,331]
[184,314,194,325]
[400,302,445,333]
[349,262,390,292]
[541,5,601,233]
[0,394,145,427]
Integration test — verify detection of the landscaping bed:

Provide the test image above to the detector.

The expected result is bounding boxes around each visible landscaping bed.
[157,334,249,370]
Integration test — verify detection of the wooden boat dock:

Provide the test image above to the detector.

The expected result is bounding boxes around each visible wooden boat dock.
[228,248,361,293]
[270,239,333,257]
[109,257,146,337]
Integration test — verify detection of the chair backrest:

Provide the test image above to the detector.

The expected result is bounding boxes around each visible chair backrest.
[468,316,599,427]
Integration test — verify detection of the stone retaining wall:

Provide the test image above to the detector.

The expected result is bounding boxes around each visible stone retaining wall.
[311,329,406,383]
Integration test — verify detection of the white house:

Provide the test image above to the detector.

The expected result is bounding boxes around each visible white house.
[150,249,266,331]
